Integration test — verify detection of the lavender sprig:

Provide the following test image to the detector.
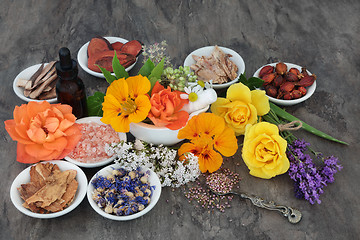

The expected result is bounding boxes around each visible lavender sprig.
[287,139,342,204]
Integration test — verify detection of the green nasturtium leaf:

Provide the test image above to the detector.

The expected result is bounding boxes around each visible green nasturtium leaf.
[98,65,117,84]
[238,73,264,90]
[246,77,264,90]
[138,58,155,77]
[87,91,105,117]
[148,58,165,93]
[238,73,248,85]
[112,51,129,80]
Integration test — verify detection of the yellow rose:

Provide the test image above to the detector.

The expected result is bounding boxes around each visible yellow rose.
[242,122,289,179]
[211,83,270,135]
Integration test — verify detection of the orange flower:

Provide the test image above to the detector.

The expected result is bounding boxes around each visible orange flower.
[178,112,238,173]
[101,75,152,132]
[4,101,82,163]
[148,81,189,130]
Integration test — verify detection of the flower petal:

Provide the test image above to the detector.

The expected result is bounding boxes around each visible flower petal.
[43,136,67,151]
[126,75,151,98]
[226,83,251,103]
[210,98,230,117]
[16,143,40,164]
[251,90,270,116]
[177,115,200,140]
[214,127,238,157]
[197,113,225,138]
[26,101,51,119]
[165,110,189,130]
[106,78,129,103]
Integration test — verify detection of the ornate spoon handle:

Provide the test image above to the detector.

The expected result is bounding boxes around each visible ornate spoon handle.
[234,192,302,224]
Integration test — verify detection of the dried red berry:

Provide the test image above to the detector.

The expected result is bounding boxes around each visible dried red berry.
[284,72,298,82]
[299,75,316,87]
[259,65,274,78]
[301,67,309,77]
[291,90,303,99]
[289,68,304,79]
[280,82,295,92]
[265,85,278,98]
[283,92,292,100]
[262,72,276,85]
[298,86,307,95]
[275,62,287,75]
[273,74,284,87]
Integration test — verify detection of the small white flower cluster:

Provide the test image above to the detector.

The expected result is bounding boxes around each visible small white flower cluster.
[142,40,172,68]
[105,139,201,188]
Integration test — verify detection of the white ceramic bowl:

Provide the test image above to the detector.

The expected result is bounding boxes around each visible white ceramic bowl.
[129,106,209,146]
[87,163,161,221]
[10,160,87,218]
[183,46,245,89]
[64,116,127,168]
[13,63,57,103]
[77,36,138,78]
[253,62,317,106]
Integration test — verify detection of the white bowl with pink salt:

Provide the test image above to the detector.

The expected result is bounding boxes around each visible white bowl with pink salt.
[64,117,126,168]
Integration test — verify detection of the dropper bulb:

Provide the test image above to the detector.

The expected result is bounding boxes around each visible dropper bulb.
[59,47,72,70]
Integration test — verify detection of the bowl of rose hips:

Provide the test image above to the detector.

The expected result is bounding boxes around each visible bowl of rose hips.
[254,62,316,106]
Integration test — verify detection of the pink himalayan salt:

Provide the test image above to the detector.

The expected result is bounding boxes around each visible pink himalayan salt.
[68,122,120,163]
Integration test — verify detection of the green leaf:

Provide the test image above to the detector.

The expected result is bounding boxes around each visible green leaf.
[246,77,264,90]
[98,65,117,84]
[270,102,348,145]
[238,73,248,85]
[87,91,105,117]
[148,58,165,93]
[112,51,129,79]
[138,58,155,77]
[238,73,264,90]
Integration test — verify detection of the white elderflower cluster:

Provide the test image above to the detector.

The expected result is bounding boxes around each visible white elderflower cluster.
[105,139,201,188]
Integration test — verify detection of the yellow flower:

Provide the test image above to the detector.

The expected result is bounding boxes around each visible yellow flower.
[101,75,152,132]
[178,112,238,173]
[211,83,270,136]
[242,122,289,179]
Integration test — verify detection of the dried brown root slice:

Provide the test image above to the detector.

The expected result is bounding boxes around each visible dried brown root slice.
[21,61,58,99]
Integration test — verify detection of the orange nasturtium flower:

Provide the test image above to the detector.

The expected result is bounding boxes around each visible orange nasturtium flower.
[177,113,238,173]
[4,101,82,163]
[148,81,189,130]
[101,75,152,132]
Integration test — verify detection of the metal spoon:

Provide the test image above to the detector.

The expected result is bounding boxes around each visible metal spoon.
[210,189,302,224]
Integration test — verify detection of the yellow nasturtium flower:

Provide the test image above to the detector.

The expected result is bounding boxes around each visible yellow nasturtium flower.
[211,83,270,136]
[101,75,152,132]
[178,113,238,173]
[242,122,289,179]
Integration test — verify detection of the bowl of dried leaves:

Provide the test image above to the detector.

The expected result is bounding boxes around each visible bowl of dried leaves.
[10,160,87,218]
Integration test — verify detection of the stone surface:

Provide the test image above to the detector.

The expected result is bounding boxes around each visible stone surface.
[0,0,359,239]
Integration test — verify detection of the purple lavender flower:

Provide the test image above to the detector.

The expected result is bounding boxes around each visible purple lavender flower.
[287,139,342,204]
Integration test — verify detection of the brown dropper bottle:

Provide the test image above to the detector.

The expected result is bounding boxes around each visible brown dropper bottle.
[55,47,88,118]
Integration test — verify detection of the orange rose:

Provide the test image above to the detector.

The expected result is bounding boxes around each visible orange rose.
[148,81,189,130]
[4,101,82,163]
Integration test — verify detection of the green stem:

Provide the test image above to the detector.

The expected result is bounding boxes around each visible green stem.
[270,102,348,145]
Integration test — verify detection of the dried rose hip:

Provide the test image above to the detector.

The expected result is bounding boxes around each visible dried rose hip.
[299,75,316,87]
[262,72,276,85]
[259,65,275,78]
[275,62,287,75]
[284,72,298,82]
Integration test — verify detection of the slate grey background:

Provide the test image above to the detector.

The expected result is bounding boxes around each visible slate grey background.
[0,0,359,239]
